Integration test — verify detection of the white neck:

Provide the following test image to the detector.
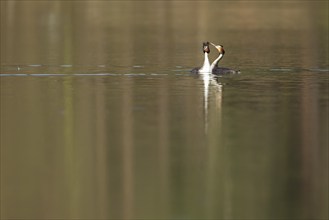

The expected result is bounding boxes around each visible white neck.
[199,53,211,73]
[210,53,224,71]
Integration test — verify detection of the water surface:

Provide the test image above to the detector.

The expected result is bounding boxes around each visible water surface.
[1,1,328,219]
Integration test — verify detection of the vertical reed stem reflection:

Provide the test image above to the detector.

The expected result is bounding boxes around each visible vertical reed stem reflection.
[157,77,170,216]
[94,78,108,218]
[122,78,134,219]
[62,77,76,217]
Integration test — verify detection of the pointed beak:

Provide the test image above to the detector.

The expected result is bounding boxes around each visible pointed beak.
[210,42,217,47]
[210,42,225,53]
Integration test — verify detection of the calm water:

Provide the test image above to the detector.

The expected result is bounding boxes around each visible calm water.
[1,1,328,219]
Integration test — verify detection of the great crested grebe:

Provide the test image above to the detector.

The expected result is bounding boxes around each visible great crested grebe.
[191,42,240,74]
[209,42,240,75]
[191,42,211,74]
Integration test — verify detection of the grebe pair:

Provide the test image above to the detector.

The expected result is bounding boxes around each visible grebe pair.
[191,42,239,75]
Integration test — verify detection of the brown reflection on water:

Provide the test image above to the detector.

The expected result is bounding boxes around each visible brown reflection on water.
[300,73,328,218]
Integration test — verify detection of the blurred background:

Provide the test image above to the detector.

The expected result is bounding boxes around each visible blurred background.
[1,1,328,68]
[1,1,328,219]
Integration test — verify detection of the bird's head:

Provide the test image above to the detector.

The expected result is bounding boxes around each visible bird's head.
[203,42,210,53]
[210,42,225,55]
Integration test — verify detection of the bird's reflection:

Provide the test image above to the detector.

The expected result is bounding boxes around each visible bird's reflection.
[201,74,222,134]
